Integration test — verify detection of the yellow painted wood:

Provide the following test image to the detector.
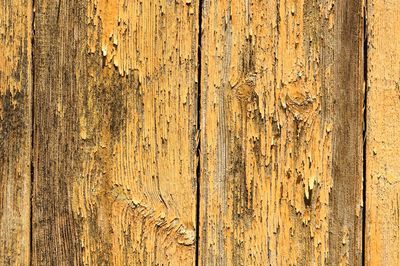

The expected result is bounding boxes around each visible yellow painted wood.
[0,0,32,264]
[199,0,364,264]
[365,0,400,264]
[0,0,379,264]
[32,0,199,264]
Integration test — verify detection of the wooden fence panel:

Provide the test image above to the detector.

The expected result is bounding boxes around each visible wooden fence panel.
[6,0,399,264]
[0,0,32,264]
[32,0,199,264]
[199,0,364,265]
[365,0,400,264]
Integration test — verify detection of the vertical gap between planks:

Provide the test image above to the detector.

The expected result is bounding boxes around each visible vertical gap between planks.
[195,0,203,265]
[362,0,368,264]
[30,0,35,265]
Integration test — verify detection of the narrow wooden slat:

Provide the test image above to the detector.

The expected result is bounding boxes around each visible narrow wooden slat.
[0,0,32,264]
[32,0,199,264]
[329,0,365,263]
[365,0,400,264]
[199,0,364,264]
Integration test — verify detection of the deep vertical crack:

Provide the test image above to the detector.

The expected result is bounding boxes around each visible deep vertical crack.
[362,1,368,264]
[195,0,203,265]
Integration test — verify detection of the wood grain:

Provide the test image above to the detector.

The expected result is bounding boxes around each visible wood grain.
[32,0,199,264]
[0,0,381,264]
[199,0,364,264]
[365,0,400,264]
[0,0,32,265]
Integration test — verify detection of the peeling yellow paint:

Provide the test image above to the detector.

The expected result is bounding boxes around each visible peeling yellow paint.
[69,0,199,264]
[366,0,400,264]
[200,0,362,264]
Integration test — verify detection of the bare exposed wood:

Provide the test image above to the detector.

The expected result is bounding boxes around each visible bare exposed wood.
[199,0,364,264]
[32,0,199,264]
[365,0,400,264]
[329,0,365,264]
[0,0,32,265]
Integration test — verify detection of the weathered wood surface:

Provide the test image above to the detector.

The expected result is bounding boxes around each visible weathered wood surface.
[199,0,364,265]
[32,0,199,264]
[365,0,400,264]
[0,0,32,265]
[5,0,400,264]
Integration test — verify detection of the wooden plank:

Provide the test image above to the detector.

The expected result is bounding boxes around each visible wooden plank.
[32,0,199,264]
[329,1,365,264]
[199,0,364,264]
[365,0,400,264]
[0,0,32,265]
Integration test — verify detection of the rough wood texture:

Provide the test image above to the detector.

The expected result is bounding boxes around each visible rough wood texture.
[32,0,199,264]
[365,0,400,264]
[199,0,364,264]
[330,0,365,264]
[0,0,32,264]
